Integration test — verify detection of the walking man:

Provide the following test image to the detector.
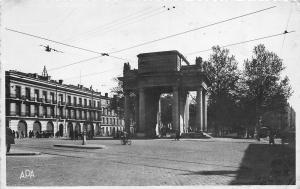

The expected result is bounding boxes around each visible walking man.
[6,126,15,153]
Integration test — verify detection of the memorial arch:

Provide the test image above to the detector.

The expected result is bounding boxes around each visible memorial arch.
[119,50,210,137]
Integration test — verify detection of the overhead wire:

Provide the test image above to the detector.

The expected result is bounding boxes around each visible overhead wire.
[107,6,276,54]
[63,68,119,80]
[71,8,172,44]
[64,6,164,42]
[5,28,131,63]
[186,30,296,55]
[281,4,293,55]
[6,5,276,73]
[47,5,277,72]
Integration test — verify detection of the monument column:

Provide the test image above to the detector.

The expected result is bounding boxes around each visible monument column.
[196,87,203,131]
[134,91,139,134]
[172,86,180,131]
[138,88,145,134]
[203,90,207,132]
[124,90,131,133]
[184,92,190,133]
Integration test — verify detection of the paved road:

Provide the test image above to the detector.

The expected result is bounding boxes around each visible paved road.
[6,137,294,186]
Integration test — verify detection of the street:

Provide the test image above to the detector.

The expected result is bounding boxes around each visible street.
[6,138,295,186]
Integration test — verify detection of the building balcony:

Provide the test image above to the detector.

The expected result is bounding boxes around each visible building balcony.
[9,93,16,98]
[38,98,44,103]
[9,111,16,116]
[58,101,65,106]
[66,102,73,106]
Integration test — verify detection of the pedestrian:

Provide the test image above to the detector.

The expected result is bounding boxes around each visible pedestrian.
[21,131,24,139]
[269,129,275,145]
[6,126,15,153]
[175,130,180,141]
[16,131,19,139]
[12,130,15,139]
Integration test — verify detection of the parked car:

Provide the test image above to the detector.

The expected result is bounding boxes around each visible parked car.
[258,127,270,138]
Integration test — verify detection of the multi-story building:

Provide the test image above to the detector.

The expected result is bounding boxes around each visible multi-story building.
[5,69,126,138]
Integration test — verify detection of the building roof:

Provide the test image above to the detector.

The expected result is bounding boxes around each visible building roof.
[137,50,190,65]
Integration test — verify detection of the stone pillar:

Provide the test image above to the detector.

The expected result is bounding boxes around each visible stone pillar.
[21,103,26,116]
[30,88,35,100]
[138,88,145,134]
[179,90,187,134]
[10,84,16,97]
[10,102,16,116]
[124,90,131,133]
[184,92,190,133]
[30,104,35,116]
[47,107,51,117]
[39,105,43,117]
[21,86,26,97]
[134,92,139,134]
[172,86,180,131]
[203,90,207,132]
[196,87,203,131]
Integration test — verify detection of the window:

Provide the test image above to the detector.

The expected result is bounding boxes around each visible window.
[59,94,63,102]
[79,98,82,105]
[50,107,54,117]
[43,106,47,116]
[26,104,30,116]
[50,92,55,103]
[25,88,31,99]
[35,105,39,116]
[16,103,21,116]
[15,86,21,98]
[68,96,71,104]
[43,91,47,101]
[73,97,77,105]
[89,100,91,106]
[84,99,87,106]
[34,89,39,100]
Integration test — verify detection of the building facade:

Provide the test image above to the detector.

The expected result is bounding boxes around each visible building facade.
[5,69,127,138]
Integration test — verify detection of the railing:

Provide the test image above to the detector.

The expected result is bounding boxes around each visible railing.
[9,111,16,116]
[58,101,65,105]
[66,102,73,106]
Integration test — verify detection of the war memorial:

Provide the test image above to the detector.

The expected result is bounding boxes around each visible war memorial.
[120,50,210,137]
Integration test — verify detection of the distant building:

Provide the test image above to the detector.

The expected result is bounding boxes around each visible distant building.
[5,68,127,138]
[261,103,296,133]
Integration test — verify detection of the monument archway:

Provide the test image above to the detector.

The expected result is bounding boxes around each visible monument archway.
[120,50,210,137]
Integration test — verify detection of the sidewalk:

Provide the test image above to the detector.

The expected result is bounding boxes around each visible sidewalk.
[6,148,41,156]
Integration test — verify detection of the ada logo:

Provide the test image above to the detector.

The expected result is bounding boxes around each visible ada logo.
[19,169,35,179]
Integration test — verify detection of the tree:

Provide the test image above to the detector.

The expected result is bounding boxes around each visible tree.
[201,46,241,136]
[243,44,292,131]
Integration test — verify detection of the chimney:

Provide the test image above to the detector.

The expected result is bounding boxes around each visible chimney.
[105,93,108,97]
[58,79,63,84]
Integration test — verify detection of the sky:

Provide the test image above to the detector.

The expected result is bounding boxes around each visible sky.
[2,0,300,126]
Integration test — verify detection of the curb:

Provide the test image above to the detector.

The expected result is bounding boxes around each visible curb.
[6,152,41,156]
[53,144,106,149]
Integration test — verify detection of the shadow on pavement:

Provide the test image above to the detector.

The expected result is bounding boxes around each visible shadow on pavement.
[182,170,238,178]
[231,143,295,185]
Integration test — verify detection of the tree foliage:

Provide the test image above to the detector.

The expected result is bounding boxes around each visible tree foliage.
[201,46,241,133]
[243,44,292,129]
